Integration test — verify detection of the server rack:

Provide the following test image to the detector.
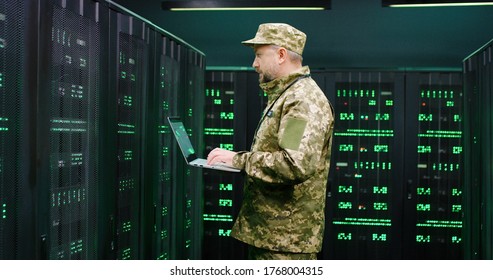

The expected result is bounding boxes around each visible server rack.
[463,39,493,259]
[37,0,102,259]
[324,71,405,259]
[0,0,37,259]
[0,0,205,260]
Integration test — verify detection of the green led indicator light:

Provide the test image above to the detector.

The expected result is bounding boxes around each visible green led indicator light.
[220,112,234,120]
[453,146,463,154]
[374,145,388,152]
[372,233,387,242]
[219,143,234,150]
[70,239,84,255]
[338,201,352,209]
[339,113,354,121]
[373,202,388,211]
[418,130,462,138]
[333,218,392,227]
[219,184,233,191]
[418,114,433,121]
[452,236,462,244]
[375,113,390,121]
[161,230,168,239]
[373,186,388,194]
[219,199,233,207]
[432,163,460,171]
[386,100,393,106]
[204,128,234,136]
[203,214,233,222]
[416,220,462,228]
[447,101,455,107]
[124,150,133,160]
[417,187,431,195]
[121,248,131,260]
[338,185,352,193]
[119,178,135,191]
[417,204,431,211]
[2,203,6,219]
[117,123,136,134]
[421,90,454,99]
[452,205,462,213]
[368,99,376,106]
[339,144,353,152]
[452,188,462,196]
[454,114,461,122]
[122,221,132,232]
[334,129,394,137]
[219,229,231,237]
[354,161,392,170]
[416,235,431,243]
[418,145,431,153]
[337,233,351,240]
[214,99,221,105]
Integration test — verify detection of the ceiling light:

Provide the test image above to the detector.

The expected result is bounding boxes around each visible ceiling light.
[382,0,493,7]
[162,1,331,11]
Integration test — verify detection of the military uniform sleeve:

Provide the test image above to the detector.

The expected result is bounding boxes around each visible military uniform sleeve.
[237,88,333,185]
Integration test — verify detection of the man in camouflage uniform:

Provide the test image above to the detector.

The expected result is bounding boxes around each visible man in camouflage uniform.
[207,23,334,260]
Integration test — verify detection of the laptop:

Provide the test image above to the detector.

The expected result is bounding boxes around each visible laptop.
[167,116,241,173]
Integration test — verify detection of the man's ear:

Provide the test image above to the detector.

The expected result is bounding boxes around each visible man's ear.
[277,47,288,64]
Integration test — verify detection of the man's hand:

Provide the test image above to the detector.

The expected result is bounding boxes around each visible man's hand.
[207,148,237,166]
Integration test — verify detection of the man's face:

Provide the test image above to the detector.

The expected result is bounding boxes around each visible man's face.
[252,45,280,84]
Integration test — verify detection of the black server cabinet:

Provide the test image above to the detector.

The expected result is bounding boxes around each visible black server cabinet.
[0,0,37,259]
[174,47,205,259]
[324,71,463,259]
[324,71,406,259]
[106,7,149,260]
[202,71,252,259]
[463,39,493,259]
[403,72,463,259]
[144,34,181,260]
[37,0,102,259]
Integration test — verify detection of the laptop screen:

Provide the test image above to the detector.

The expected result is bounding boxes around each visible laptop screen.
[167,117,198,163]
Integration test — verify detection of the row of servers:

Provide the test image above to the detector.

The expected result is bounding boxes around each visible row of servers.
[463,39,493,259]
[203,69,464,259]
[0,0,205,259]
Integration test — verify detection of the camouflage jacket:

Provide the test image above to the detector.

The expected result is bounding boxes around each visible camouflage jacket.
[231,66,334,253]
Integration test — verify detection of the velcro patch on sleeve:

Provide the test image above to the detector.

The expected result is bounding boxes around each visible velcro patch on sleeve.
[280,117,307,151]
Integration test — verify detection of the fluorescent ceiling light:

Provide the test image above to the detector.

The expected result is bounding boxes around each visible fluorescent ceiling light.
[162,1,331,11]
[383,0,493,7]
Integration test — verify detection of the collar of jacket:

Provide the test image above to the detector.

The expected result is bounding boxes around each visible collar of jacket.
[259,66,311,102]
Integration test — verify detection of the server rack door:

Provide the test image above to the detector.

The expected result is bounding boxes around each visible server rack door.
[172,47,204,260]
[144,34,178,260]
[108,8,149,260]
[403,72,464,259]
[37,0,101,259]
[0,0,37,260]
[325,71,405,259]
[202,71,247,260]
[463,54,481,259]
[463,42,493,259]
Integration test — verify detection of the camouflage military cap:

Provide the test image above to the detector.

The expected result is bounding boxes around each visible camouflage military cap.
[242,23,306,56]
